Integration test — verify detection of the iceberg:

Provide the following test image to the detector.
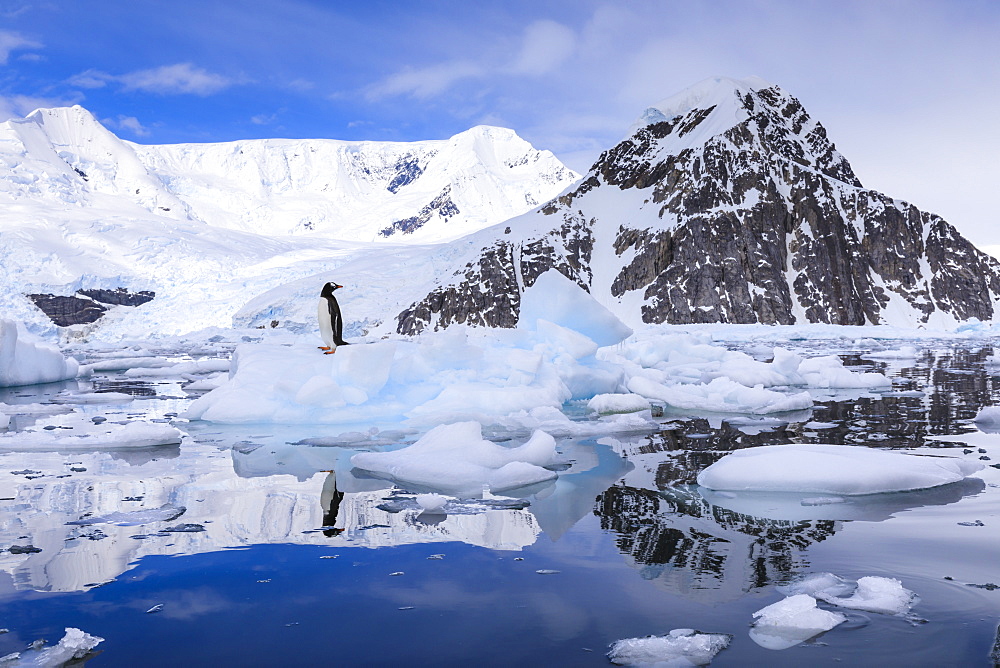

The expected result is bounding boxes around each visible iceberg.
[0,319,79,387]
[749,594,846,650]
[697,444,983,495]
[0,420,184,450]
[607,629,731,666]
[350,421,558,494]
[0,627,103,666]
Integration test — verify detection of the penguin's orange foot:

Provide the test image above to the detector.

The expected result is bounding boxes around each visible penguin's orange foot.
[323,349,337,355]
[318,346,331,350]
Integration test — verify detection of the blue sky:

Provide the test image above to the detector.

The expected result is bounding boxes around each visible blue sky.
[1,0,999,249]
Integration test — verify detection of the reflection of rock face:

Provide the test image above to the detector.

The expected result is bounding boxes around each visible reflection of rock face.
[0,444,540,593]
[594,485,837,603]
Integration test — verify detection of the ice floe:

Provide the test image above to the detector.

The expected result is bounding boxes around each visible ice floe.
[586,393,651,415]
[607,629,732,666]
[0,320,79,387]
[697,444,983,495]
[749,594,846,650]
[350,421,558,495]
[780,572,916,615]
[0,420,184,450]
[973,406,1000,426]
[0,627,103,666]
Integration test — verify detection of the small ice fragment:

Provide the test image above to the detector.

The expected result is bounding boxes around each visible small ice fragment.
[817,576,916,615]
[514,557,524,561]
[750,594,846,650]
[319,555,338,559]
[427,554,445,560]
[800,496,845,506]
[958,520,985,527]
[398,606,415,611]
[5,628,103,666]
[608,628,732,666]
[257,579,271,583]
[777,573,856,599]
[146,603,164,614]
[389,571,404,576]
[535,569,560,575]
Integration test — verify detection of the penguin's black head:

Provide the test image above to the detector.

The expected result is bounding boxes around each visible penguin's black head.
[320,282,343,298]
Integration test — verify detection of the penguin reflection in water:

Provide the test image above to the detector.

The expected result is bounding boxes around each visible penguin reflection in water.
[318,281,350,354]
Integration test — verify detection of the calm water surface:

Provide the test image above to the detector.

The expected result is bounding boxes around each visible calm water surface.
[0,339,998,666]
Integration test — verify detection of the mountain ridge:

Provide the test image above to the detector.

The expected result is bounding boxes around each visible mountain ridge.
[393,76,1000,333]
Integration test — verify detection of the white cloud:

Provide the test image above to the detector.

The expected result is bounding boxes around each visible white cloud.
[509,20,575,76]
[107,115,151,137]
[0,29,41,65]
[67,68,113,89]
[365,61,483,100]
[0,93,82,121]
[120,63,233,95]
[250,112,278,125]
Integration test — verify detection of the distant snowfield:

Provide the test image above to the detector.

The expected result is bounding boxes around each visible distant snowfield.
[0,105,577,337]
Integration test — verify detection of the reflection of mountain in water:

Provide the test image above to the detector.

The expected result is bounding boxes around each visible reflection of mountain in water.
[595,484,837,603]
[0,442,541,593]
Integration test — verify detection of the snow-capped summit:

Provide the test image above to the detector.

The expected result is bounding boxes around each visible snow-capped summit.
[393,76,1000,333]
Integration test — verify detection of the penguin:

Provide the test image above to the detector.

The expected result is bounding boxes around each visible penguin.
[318,281,350,354]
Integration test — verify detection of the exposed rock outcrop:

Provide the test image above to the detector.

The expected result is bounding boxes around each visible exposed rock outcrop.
[397,76,1000,334]
[27,289,155,327]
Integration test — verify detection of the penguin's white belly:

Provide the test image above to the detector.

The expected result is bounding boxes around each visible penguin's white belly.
[317,299,334,347]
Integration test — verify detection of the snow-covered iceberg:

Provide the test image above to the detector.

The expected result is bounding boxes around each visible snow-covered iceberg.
[0,420,183,450]
[184,272,630,427]
[780,572,916,615]
[0,319,79,387]
[697,444,983,495]
[350,421,558,495]
[0,627,103,666]
[749,594,846,650]
[607,629,731,666]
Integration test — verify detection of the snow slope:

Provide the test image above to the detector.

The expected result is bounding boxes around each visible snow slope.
[0,105,577,337]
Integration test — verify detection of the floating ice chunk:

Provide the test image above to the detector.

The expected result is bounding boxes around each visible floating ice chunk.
[587,393,651,415]
[66,504,186,526]
[749,594,846,650]
[697,444,984,495]
[80,357,173,373]
[974,406,1000,426]
[777,572,855,599]
[0,320,79,387]
[608,628,732,666]
[0,411,7,430]
[628,376,813,415]
[0,421,184,451]
[804,421,838,430]
[49,391,133,404]
[1,627,103,666]
[123,358,230,377]
[496,406,657,436]
[350,422,558,494]
[796,355,891,389]
[519,271,632,347]
[862,346,919,360]
[818,576,915,615]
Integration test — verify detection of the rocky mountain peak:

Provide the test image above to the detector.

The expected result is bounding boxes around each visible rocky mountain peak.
[395,77,1000,334]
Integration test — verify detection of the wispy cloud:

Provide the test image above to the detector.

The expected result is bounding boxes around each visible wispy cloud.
[0,29,41,65]
[250,112,278,125]
[364,18,576,101]
[120,63,234,95]
[103,114,151,137]
[69,63,235,96]
[0,92,82,121]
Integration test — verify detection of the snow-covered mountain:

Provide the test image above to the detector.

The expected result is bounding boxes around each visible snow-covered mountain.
[392,76,1000,333]
[0,106,578,335]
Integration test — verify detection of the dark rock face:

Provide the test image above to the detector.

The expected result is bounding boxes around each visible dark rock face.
[380,185,461,237]
[386,153,428,193]
[78,288,155,307]
[27,288,155,327]
[396,79,1000,334]
[27,294,107,326]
